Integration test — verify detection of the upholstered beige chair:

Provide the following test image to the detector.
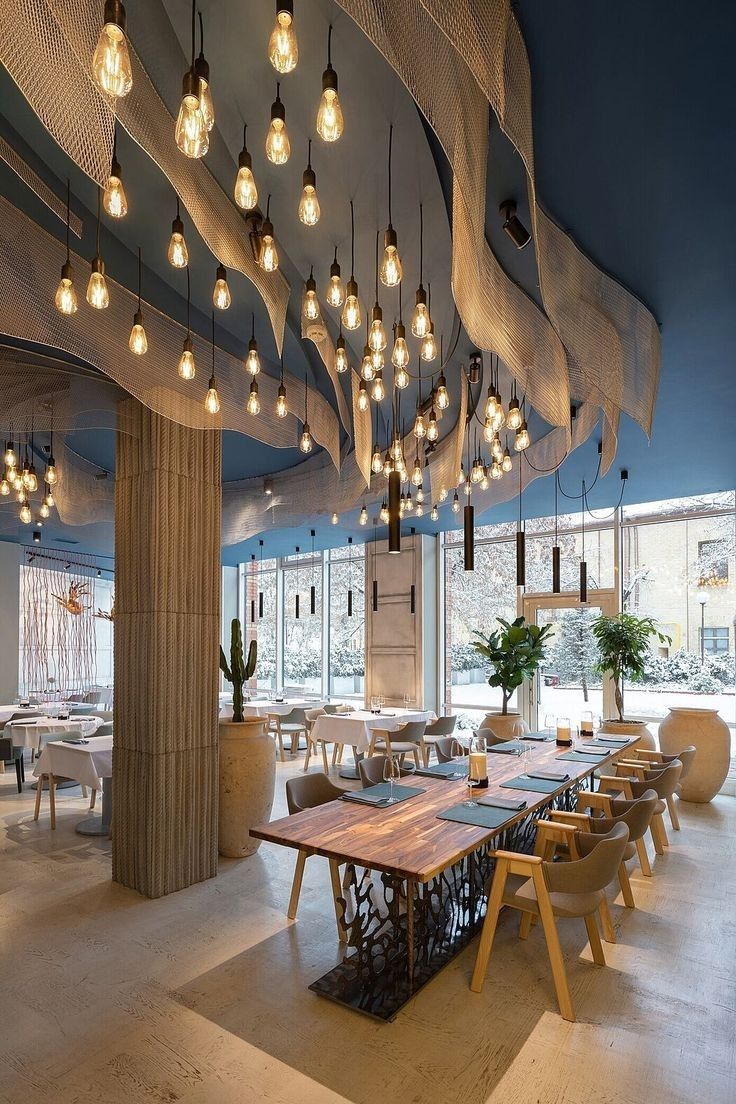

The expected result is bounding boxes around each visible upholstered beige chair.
[435,736,466,763]
[368,720,427,767]
[303,708,332,772]
[630,745,696,823]
[268,707,308,762]
[599,760,682,855]
[285,773,346,939]
[421,716,457,764]
[358,755,416,787]
[471,822,630,1021]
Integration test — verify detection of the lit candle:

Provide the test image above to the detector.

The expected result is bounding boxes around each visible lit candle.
[556,718,572,745]
[580,711,594,736]
[469,749,487,782]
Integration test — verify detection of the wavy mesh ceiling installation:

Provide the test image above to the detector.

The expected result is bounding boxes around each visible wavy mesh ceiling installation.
[0,0,659,547]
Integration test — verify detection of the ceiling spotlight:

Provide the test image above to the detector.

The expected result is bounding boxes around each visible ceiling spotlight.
[32,530,41,544]
[499,200,531,250]
[97,568,102,577]
[264,477,274,496]
[331,511,339,525]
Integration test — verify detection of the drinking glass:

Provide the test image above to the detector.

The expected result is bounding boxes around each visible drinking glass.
[580,710,594,739]
[383,755,401,804]
[544,713,556,738]
[464,734,484,807]
[512,719,525,754]
[403,694,412,710]
[370,696,378,714]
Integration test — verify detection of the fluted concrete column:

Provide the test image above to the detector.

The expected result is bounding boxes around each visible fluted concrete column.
[112,399,221,897]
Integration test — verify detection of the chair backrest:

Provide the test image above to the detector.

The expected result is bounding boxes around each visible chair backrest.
[436,736,465,762]
[544,822,630,894]
[659,745,696,779]
[582,789,658,846]
[69,704,97,715]
[286,771,342,813]
[359,755,415,787]
[632,760,682,800]
[424,715,456,737]
[393,720,426,744]
[95,722,114,737]
[323,704,341,714]
[8,711,44,724]
[95,710,114,722]
[305,707,325,731]
[283,707,307,725]
[0,736,13,761]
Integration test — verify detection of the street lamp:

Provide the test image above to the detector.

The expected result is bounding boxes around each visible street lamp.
[697,590,708,665]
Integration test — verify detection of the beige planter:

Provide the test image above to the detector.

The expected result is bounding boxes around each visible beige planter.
[218,718,275,858]
[599,719,655,750]
[658,707,730,802]
[478,710,528,743]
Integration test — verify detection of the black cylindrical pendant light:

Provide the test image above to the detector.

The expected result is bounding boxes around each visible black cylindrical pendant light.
[552,544,561,593]
[388,469,401,553]
[516,530,526,587]
[410,584,416,614]
[347,535,354,616]
[258,539,264,617]
[294,545,300,618]
[372,578,378,612]
[579,479,587,603]
[580,560,588,604]
[347,588,353,616]
[464,503,475,571]
[251,598,255,623]
[310,529,316,614]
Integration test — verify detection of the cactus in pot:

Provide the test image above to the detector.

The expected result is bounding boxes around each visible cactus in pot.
[219,618,257,723]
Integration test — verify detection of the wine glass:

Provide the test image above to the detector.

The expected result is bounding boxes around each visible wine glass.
[383,755,400,804]
[544,712,555,738]
[403,693,412,710]
[464,734,483,807]
[512,719,525,754]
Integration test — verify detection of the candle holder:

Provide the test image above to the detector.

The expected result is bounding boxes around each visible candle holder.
[556,716,572,747]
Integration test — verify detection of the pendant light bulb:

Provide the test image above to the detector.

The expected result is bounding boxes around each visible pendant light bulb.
[55,262,77,315]
[506,392,522,430]
[411,458,422,487]
[430,504,439,521]
[92,0,132,99]
[414,412,426,439]
[380,226,402,288]
[371,444,384,474]
[234,126,258,210]
[435,371,449,410]
[370,348,384,375]
[342,278,360,330]
[492,433,503,462]
[194,12,214,132]
[103,149,127,218]
[369,305,387,352]
[258,204,279,272]
[420,328,437,362]
[19,499,32,524]
[266,84,290,164]
[359,504,368,526]
[302,270,320,322]
[268,2,298,74]
[394,364,410,390]
[46,488,55,508]
[26,465,38,493]
[371,373,385,402]
[412,285,430,338]
[129,310,147,355]
[380,501,389,523]
[334,334,348,373]
[391,321,410,371]
[175,69,209,159]
[2,442,13,467]
[2,476,13,496]
[205,376,220,414]
[298,142,320,225]
[360,346,374,382]
[452,491,460,514]
[491,461,502,480]
[515,419,530,451]
[247,379,261,416]
[316,26,343,140]
[168,210,188,267]
[357,378,369,412]
[212,264,231,310]
[86,257,109,309]
[426,407,439,442]
[178,335,196,379]
[331,511,339,524]
[39,500,50,519]
[276,382,288,418]
[246,342,260,377]
[299,424,313,453]
[326,251,345,307]
[502,447,513,473]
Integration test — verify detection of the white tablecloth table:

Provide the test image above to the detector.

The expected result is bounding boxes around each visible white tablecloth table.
[33,735,113,835]
[7,716,102,751]
[311,709,436,754]
[239,699,326,718]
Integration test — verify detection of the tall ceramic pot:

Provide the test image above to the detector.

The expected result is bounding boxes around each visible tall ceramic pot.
[658,707,730,802]
[478,710,528,743]
[599,719,655,750]
[218,717,275,857]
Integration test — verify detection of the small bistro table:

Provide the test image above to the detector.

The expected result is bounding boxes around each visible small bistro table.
[311,708,436,779]
[251,735,637,1020]
[33,735,113,836]
[6,715,102,755]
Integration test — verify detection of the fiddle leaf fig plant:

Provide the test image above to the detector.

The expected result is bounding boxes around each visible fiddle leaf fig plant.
[471,616,554,714]
[591,612,670,722]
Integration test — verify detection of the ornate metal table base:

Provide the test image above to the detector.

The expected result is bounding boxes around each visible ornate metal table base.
[309,779,585,1020]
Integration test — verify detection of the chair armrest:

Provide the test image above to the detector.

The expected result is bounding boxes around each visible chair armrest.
[492,849,543,878]
[548,810,593,828]
[598,774,634,799]
[634,749,664,763]
[493,849,542,865]
[534,819,581,860]
[577,790,613,816]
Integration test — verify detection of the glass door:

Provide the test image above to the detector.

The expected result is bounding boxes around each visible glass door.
[522,593,617,732]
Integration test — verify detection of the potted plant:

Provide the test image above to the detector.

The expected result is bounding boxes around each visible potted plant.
[471,616,553,741]
[218,619,275,858]
[591,611,670,748]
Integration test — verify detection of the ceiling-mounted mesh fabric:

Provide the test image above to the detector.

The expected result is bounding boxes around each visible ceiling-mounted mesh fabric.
[0,196,340,465]
[0,135,83,238]
[0,357,129,433]
[0,0,290,355]
[415,0,661,440]
[53,434,116,526]
[305,331,352,439]
[427,371,468,500]
[350,370,372,488]
[335,0,572,433]
[0,0,114,184]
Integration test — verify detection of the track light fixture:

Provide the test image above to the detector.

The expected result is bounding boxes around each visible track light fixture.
[499,199,531,250]
[92,0,132,99]
[234,125,258,210]
[316,25,343,141]
[268,1,298,74]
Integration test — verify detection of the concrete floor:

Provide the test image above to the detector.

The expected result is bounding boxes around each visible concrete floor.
[1,753,734,1104]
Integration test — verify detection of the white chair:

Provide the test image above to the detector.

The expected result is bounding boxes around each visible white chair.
[304,708,333,772]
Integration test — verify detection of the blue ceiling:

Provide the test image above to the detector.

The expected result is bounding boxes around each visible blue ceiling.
[1,0,734,567]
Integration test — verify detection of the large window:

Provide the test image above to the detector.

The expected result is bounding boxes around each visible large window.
[283,553,322,693]
[242,557,278,692]
[328,545,365,701]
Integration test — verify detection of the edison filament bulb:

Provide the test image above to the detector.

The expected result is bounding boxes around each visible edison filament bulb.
[55,262,77,315]
[91,1,133,99]
[178,336,196,379]
[268,4,298,74]
[175,70,209,159]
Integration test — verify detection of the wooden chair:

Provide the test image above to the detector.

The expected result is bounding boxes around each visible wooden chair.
[598,760,682,855]
[422,715,457,764]
[575,788,658,878]
[358,755,417,787]
[630,745,696,821]
[285,773,347,940]
[470,822,630,1021]
[303,708,332,772]
[367,720,427,767]
[269,707,308,762]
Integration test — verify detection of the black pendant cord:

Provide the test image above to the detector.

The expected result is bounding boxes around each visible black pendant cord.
[387,124,393,226]
[350,199,356,279]
[65,178,71,261]
[582,473,628,520]
[190,0,196,68]
[555,449,602,499]
[198,10,205,58]
[95,188,101,255]
[554,474,559,546]
[137,246,142,309]
[186,266,191,332]
[375,228,379,302]
[258,539,264,618]
[418,203,423,285]
[327,23,333,66]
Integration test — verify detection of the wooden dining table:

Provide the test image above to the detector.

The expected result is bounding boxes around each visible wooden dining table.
[251,735,638,1020]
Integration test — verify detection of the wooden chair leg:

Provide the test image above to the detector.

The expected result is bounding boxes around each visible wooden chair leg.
[328,858,346,941]
[533,868,575,1021]
[33,773,44,821]
[598,897,616,944]
[48,773,56,830]
[15,758,22,793]
[413,749,420,768]
[287,850,308,919]
[89,789,97,811]
[321,741,329,774]
[470,861,509,992]
[635,836,653,877]
[276,732,285,763]
[303,740,312,772]
[80,785,88,798]
[650,822,664,856]
[331,742,339,766]
[618,861,636,908]
[337,743,345,764]
[666,794,681,831]
[655,812,670,848]
[584,913,606,966]
[519,911,533,940]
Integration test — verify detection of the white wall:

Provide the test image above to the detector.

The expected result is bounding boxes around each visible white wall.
[0,541,20,703]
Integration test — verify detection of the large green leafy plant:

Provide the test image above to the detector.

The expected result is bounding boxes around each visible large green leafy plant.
[219,618,257,723]
[591,612,670,721]
[471,616,554,714]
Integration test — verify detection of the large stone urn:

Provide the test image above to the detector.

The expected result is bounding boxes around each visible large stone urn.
[599,718,656,750]
[479,710,529,743]
[218,717,275,858]
[658,707,730,802]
